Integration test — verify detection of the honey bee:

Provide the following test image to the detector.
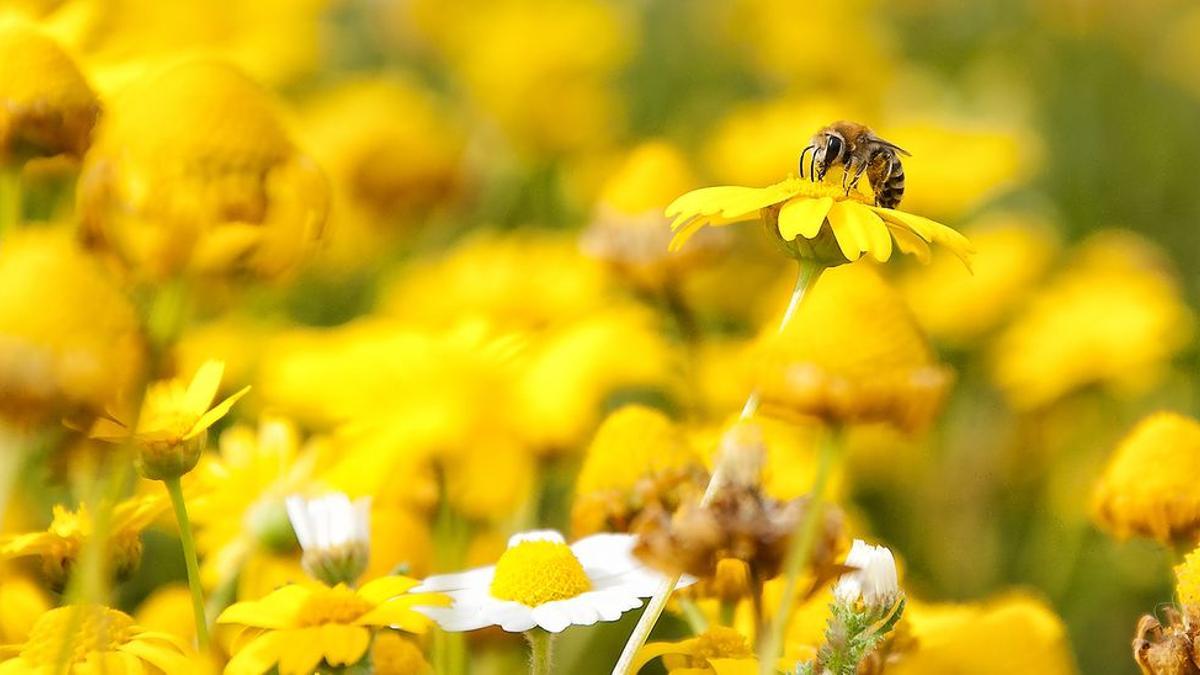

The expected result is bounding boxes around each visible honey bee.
[799,121,910,209]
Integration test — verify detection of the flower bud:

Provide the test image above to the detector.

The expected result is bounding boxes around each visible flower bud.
[286,493,371,586]
[833,539,901,611]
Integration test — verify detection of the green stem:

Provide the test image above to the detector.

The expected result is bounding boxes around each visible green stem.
[610,258,825,675]
[164,476,210,648]
[757,427,840,674]
[678,597,709,634]
[0,166,21,237]
[527,629,554,675]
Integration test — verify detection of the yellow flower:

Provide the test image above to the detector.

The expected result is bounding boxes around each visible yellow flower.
[90,360,250,480]
[188,417,329,590]
[887,595,1076,675]
[372,630,432,675]
[901,213,1059,346]
[991,231,1194,409]
[134,584,198,646]
[0,604,196,674]
[218,577,446,675]
[0,229,144,425]
[633,626,758,675]
[299,76,465,265]
[667,174,973,268]
[755,264,953,433]
[571,405,706,536]
[0,21,98,164]
[0,495,164,590]
[77,59,328,280]
[0,576,49,645]
[1092,412,1200,543]
[411,0,631,156]
[582,141,724,288]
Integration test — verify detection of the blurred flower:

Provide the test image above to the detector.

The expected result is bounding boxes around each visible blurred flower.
[300,76,466,266]
[901,213,1059,346]
[188,417,329,590]
[412,0,631,156]
[90,360,250,480]
[77,59,327,280]
[0,604,196,674]
[833,540,901,610]
[0,229,143,425]
[722,0,895,98]
[879,117,1039,220]
[633,625,758,674]
[755,264,953,434]
[286,493,371,587]
[702,98,870,188]
[1092,411,1200,544]
[886,595,1076,675]
[571,405,707,537]
[415,530,675,633]
[443,440,537,522]
[991,231,1194,410]
[0,22,98,164]
[0,495,163,590]
[218,576,445,675]
[581,141,726,289]
[0,576,47,646]
[134,585,197,646]
[38,0,333,90]
[381,230,611,332]
[1175,547,1200,619]
[667,174,973,268]
[372,630,433,675]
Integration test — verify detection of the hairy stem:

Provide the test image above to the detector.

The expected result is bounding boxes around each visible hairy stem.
[527,629,554,675]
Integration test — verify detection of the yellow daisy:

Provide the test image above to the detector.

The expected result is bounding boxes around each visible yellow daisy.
[0,604,196,674]
[217,576,447,675]
[90,360,250,480]
[0,495,165,590]
[633,626,759,674]
[666,175,972,268]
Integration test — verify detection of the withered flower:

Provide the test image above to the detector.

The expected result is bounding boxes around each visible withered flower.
[1132,611,1200,675]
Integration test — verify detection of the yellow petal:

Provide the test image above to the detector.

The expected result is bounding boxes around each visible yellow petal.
[710,658,761,675]
[630,638,697,673]
[318,624,371,667]
[356,595,445,631]
[776,197,834,241]
[218,585,310,629]
[826,202,870,262]
[184,385,251,439]
[278,628,325,675]
[225,631,287,675]
[358,576,420,604]
[836,202,892,262]
[89,417,130,441]
[183,360,225,415]
[885,224,932,263]
[874,207,974,270]
[119,640,193,675]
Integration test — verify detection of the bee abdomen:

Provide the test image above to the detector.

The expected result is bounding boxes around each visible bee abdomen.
[875,163,905,209]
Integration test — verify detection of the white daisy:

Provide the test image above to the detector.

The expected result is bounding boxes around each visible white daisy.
[285,492,371,585]
[413,530,686,634]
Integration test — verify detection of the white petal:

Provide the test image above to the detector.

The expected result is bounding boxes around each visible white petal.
[508,530,566,547]
[571,534,639,578]
[530,604,572,633]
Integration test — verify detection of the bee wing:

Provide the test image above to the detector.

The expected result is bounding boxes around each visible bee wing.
[867,134,911,156]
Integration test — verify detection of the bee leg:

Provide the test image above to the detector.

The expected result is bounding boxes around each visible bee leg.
[848,162,868,191]
[799,145,812,178]
[810,153,819,182]
[841,156,859,194]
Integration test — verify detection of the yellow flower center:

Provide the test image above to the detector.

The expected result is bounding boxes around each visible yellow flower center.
[691,626,753,661]
[1177,548,1200,609]
[783,175,872,204]
[22,606,134,666]
[296,585,375,627]
[490,540,592,606]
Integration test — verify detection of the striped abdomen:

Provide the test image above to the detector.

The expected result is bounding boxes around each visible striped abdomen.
[868,152,905,209]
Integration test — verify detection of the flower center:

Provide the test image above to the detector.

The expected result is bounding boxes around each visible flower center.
[490,540,592,606]
[692,626,753,661]
[22,606,133,666]
[296,586,374,627]
[785,175,872,204]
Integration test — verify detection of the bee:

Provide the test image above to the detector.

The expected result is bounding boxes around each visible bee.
[799,121,911,209]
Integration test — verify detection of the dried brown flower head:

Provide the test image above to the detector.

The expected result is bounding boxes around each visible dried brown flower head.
[1133,611,1200,675]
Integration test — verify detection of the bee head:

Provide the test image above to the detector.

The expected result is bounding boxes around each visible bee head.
[801,130,848,181]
